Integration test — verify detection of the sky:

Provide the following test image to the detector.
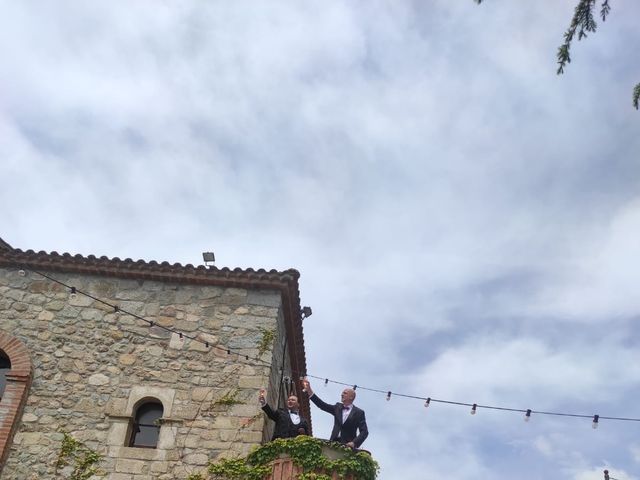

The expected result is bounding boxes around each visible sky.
[1,1,640,478]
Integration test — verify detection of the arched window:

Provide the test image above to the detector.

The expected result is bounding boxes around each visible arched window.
[128,400,163,448]
[0,350,10,399]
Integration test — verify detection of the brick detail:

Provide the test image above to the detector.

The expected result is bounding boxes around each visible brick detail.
[0,332,32,475]
[267,458,354,480]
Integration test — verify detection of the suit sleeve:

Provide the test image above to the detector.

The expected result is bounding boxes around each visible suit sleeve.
[261,403,280,422]
[353,410,369,448]
[309,394,336,415]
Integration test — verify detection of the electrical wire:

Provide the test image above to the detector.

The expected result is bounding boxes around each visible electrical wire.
[12,266,640,426]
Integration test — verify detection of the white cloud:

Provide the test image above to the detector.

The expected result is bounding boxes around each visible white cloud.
[2,1,640,478]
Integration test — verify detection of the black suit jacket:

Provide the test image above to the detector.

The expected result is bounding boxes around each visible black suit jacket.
[310,394,368,448]
[262,403,309,441]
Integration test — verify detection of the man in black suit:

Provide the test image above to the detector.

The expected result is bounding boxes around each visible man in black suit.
[302,379,368,449]
[259,389,309,440]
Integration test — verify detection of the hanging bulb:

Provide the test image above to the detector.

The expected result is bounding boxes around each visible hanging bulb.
[324,378,329,387]
[524,409,531,422]
[424,398,431,408]
[471,404,477,415]
[353,385,357,391]
[179,332,183,340]
[18,269,26,276]
[69,287,77,300]
[386,391,392,401]
[592,414,599,429]
[114,306,120,313]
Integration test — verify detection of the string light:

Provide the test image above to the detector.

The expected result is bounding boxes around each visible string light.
[13,267,640,430]
[70,286,77,299]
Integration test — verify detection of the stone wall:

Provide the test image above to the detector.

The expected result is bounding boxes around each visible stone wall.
[0,267,290,479]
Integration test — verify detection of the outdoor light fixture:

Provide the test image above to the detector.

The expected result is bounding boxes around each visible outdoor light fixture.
[301,306,312,319]
[202,251,215,267]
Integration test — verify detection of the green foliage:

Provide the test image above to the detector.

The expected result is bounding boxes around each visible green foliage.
[187,474,207,480]
[257,327,276,356]
[556,0,610,74]
[55,432,103,480]
[213,389,244,408]
[203,436,379,480]
[208,457,271,480]
[476,0,638,111]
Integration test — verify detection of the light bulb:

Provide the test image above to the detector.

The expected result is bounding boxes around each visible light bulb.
[592,415,599,429]
[424,398,431,408]
[471,404,477,415]
[70,287,77,300]
[524,409,531,422]
[386,392,391,401]
[18,269,26,276]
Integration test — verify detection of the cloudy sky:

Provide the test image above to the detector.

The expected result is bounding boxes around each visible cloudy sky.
[2,1,640,478]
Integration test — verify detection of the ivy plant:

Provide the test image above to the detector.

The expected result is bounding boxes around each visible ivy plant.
[200,436,379,480]
[55,431,103,480]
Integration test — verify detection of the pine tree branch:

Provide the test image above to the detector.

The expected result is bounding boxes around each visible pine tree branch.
[557,0,598,74]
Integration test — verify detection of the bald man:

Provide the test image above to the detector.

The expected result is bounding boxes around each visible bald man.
[303,379,368,448]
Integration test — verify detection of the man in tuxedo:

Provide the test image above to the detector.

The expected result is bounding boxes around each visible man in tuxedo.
[259,389,309,440]
[302,379,368,449]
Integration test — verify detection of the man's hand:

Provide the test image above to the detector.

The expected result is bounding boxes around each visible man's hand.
[346,442,355,449]
[302,378,313,396]
[258,388,266,406]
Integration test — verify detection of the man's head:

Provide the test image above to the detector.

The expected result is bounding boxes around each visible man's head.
[341,388,356,406]
[286,395,300,410]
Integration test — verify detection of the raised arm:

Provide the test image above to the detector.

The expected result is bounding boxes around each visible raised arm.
[259,388,279,421]
[309,392,336,415]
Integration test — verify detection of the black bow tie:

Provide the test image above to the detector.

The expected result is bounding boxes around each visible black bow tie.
[342,406,351,410]
[289,410,299,415]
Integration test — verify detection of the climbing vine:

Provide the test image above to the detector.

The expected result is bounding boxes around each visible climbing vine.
[197,436,379,480]
[212,389,244,408]
[257,327,276,356]
[55,432,102,480]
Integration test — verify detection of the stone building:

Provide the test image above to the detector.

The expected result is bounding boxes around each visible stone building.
[0,238,310,479]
